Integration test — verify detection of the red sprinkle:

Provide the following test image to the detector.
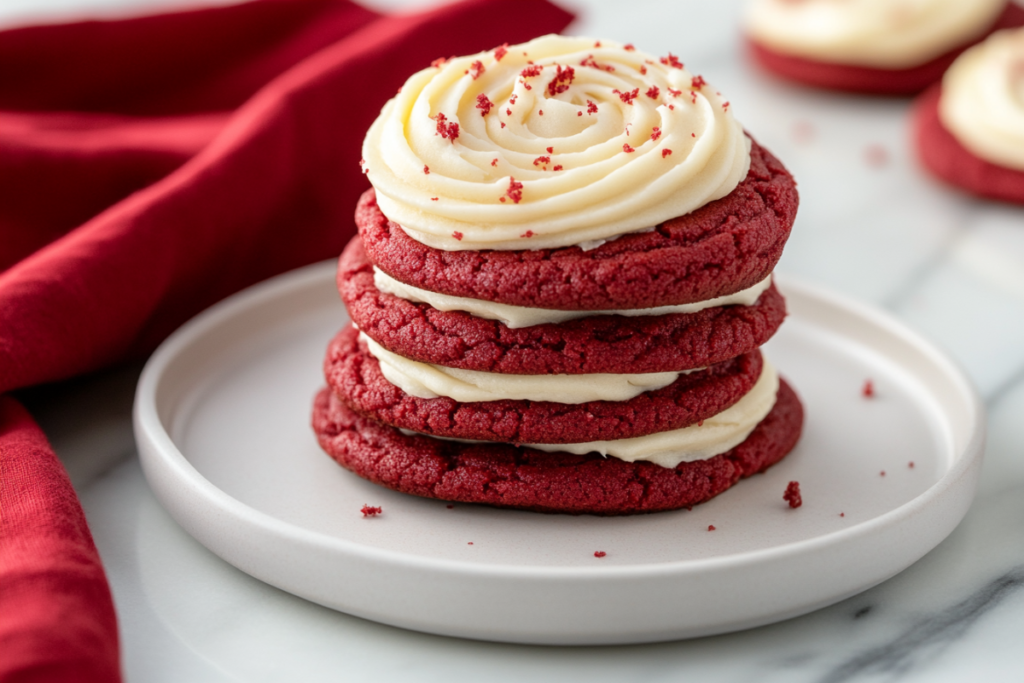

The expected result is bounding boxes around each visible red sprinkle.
[521,230,534,238]
[863,380,875,398]
[580,54,614,72]
[520,64,543,79]
[622,143,635,153]
[476,93,494,116]
[505,176,524,204]
[613,87,639,105]
[533,155,551,167]
[586,100,598,115]
[360,505,382,517]
[662,148,672,158]
[423,165,430,174]
[546,65,575,96]
[646,85,660,99]
[494,44,508,61]
[660,52,683,69]
[650,126,662,141]
[491,158,498,166]
[783,481,802,509]
[594,551,607,558]
[708,525,716,531]
[624,43,635,51]
[434,113,460,142]
[691,75,706,89]
[466,60,485,80]
[553,164,563,171]
[452,231,463,240]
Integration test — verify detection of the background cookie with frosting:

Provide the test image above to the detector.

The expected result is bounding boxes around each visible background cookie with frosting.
[313,35,805,515]
[913,28,1024,204]
[744,0,1024,95]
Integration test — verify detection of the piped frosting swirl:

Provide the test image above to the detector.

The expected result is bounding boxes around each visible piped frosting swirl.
[361,34,750,251]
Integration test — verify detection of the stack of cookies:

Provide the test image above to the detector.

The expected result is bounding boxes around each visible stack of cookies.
[313,35,804,515]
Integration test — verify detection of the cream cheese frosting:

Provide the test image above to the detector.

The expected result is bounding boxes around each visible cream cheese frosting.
[374,267,773,328]
[363,333,686,403]
[744,0,1006,69]
[361,34,750,251]
[939,27,1024,171]
[399,360,780,469]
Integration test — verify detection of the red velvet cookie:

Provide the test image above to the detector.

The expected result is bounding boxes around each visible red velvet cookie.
[324,324,763,444]
[312,379,803,515]
[912,84,1024,205]
[339,237,786,375]
[357,139,798,311]
[746,3,1024,95]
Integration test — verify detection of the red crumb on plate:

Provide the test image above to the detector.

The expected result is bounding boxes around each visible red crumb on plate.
[909,461,915,468]
[594,551,607,558]
[360,505,382,517]
[862,379,874,398]
[783,481,802,508]
[708,525,716,531]
[865,144,889,167]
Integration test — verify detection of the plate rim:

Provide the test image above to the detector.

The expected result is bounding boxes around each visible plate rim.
[133,260,986,580]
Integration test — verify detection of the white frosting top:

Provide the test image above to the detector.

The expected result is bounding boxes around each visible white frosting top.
[401,361,780,469]
[374,267,773,329]
[939,27,1024,172]
[362,34,750,251]
[363,333,686,404]
[744,0,1006,69]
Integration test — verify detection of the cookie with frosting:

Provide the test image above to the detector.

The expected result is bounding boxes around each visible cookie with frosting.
[913,28,1024,204]
[744,0,1024,95]
[314,35,804,514]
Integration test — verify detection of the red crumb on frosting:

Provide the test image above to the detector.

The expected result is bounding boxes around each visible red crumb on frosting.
[594,40,602,47]
[594,551,607,558]
[360,505,382,517]
[580,54,614,72]
[506,108,512,116]
[640,64,647,75]
[865,144,889,167]
[510,93,518,104]
[667,88,682,98]
[491,158,498,166]
[691,133,696,137]
[613,87,639,105]
[521,230,534,238]
[862,380,874,398]
[466,60,485,80]
[660,52,683,69]
[533,155,551,167]
[500,122,506,128]
[624,43,635,51]
[783,481,802,508]
[546,146,554,153]
[586,100,598,114]
[539,110,544,115]
[452,231,463,240]
[505,177,523,204]
[691,75,706,89]
[430,57,448,68]
[650,126,662,141]
[708,525,716,531]
[423,165,430,174]
[358,158,368,175]
[722,101,731,111]
[520,64,543,79]
[662,148,672,158]
[476,93,494,116]
[577,111,583,116]
[646,85,660,99]
[434,113,459,142]
[430,197,438,201]
[494,44,508,61]
[623,143,635,153]
[553,164,563,171]
[546,65,575,96]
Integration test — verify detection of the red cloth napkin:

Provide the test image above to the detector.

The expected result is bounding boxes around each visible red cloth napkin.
[0,1,573,680]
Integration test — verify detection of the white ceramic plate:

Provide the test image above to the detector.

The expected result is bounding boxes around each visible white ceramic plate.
[134,261,984,645]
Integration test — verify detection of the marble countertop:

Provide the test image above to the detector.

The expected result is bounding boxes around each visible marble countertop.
[11,0,1024,681]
